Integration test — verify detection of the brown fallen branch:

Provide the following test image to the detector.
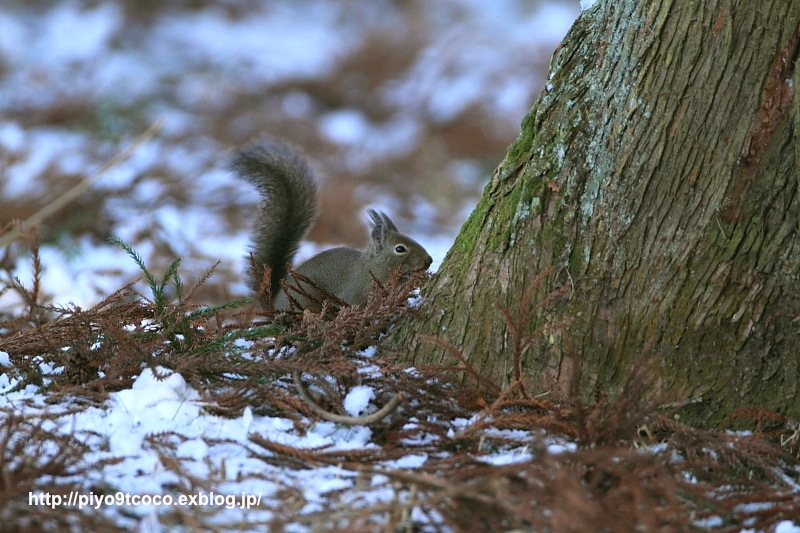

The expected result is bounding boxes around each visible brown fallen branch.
[0,119,163,249]
[292,370,402,426]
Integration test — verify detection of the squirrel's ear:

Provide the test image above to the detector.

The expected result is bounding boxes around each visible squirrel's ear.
[368,210,398,250]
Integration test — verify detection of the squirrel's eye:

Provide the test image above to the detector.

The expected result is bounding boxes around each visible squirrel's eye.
[394,244,408,254]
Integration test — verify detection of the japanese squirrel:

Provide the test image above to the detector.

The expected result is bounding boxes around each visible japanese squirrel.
[230,139,432,310]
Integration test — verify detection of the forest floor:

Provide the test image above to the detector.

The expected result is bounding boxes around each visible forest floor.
[1,247,799,531]
[1,1,799,531]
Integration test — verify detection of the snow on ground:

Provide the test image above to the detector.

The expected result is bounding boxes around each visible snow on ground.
[0,358,548,529]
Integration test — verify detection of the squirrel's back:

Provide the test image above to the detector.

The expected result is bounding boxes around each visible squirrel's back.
[229,139,319,299]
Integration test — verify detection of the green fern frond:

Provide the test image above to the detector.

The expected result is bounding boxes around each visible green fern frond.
[107,236,158,292]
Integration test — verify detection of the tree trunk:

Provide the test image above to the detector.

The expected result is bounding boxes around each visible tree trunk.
[399,0,800,427]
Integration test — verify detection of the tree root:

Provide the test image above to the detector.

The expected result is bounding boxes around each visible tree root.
[292,370,402,425]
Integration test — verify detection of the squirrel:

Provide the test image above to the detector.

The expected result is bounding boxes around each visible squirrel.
[230,138,433,310]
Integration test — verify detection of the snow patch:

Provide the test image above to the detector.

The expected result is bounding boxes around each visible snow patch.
[343,385,376,417]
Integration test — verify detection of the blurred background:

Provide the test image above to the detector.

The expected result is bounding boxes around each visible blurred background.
[0,0,579,309]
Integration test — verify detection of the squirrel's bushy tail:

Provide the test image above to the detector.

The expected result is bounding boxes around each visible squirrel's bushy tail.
[229,139,319,298]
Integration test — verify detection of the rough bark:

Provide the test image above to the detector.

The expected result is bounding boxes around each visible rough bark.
[398,0,800,427]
